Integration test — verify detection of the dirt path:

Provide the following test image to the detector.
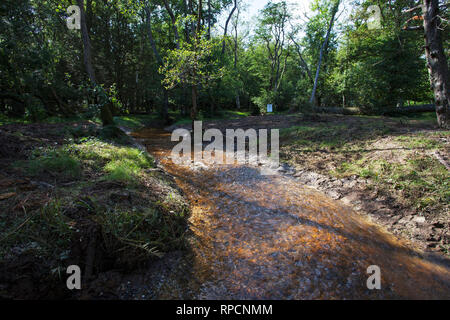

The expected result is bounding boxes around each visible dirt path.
[127,121,450,299]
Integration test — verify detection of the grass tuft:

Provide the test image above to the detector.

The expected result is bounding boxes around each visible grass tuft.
[17,149,81,179]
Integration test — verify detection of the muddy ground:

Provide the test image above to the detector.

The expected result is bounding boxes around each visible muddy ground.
[0,121,188,299]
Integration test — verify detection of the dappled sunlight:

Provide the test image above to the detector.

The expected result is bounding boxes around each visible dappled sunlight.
[134,128,450,299]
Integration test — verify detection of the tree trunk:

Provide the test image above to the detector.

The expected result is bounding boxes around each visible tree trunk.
[309,0,340,105]
[222,0,237,55]
[233,4,240,109]
[197,0,202,34]
[77,0,113,126]
[191,85,198,123]
[291,35,314,85]
[162,0,181,49]
[146,6,169,123]
[162,89,169,121]
[207,0,211,40]
[423,0,449,128]
[190,0,201,127]
[77,0,96,84]
[235,93,241,110]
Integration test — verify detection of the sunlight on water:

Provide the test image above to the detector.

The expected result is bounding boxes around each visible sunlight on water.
[133,128,450,299]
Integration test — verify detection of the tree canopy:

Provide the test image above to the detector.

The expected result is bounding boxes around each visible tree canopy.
[1,0,448,126]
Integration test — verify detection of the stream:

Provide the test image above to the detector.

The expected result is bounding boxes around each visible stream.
[130,127,450,299]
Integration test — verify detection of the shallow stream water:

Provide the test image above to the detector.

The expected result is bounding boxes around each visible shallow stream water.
[132,128,450,299]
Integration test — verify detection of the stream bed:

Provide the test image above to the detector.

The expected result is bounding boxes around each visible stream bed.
[126,128,450,299]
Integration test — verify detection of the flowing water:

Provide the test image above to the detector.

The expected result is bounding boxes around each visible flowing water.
[132,128,450,299]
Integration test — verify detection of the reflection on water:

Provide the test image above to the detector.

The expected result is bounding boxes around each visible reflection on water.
[134,128,450,299]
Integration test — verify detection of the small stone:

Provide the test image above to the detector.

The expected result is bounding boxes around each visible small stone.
[413,216,426,223]
[397,216,413,224]
[327,190,341,199]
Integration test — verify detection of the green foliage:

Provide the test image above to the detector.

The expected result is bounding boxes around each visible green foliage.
[98,206,187,265]
[0,199,72,260]
[160,35,224,90]
[18,149,81,179]
[336,155,449,211]
[99,125,130,144]
[0,0,445,121]
[69,138,154,181]
[113,114,158,130]
[324,0,433,113]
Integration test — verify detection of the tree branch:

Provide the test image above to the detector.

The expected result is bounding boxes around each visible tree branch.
[402,25,424,31]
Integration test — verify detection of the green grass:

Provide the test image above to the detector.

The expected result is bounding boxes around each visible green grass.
[0,114,31,126]
[0,114,102,126]
[0,199,72,261]
[282,116,448,216]
[69,138,154,183]
[43,115,101,124]
[394,135,441,149]
[98,206,187,264]
[335,155,449,212]
[1,130,188,276]
[15,149,82,179]
[14,132,154,184]
[353,111,437,123]
[113,114,158,130]
[172,109,251,126]
[396,112,437,122]
[222,110,251,117]
[104,159,142,183]
[331,130,448,212]
[280,123,359,151]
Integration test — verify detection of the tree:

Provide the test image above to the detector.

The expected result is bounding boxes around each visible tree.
[402,1,449,128]
[77,0,113,126]
[145,4,169,123]
[159,29,223,124]
[1,0,445,123]
[320,0,432,113]
[421,0,449,128]
[231,1,241,109]
[253,1,291,110]
[222,0,237,54]
[309,0,340,105]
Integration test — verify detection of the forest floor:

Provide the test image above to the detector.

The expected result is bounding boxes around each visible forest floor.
[112,115,449,299]
[0,111,448,299]
[0,120,189,299]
